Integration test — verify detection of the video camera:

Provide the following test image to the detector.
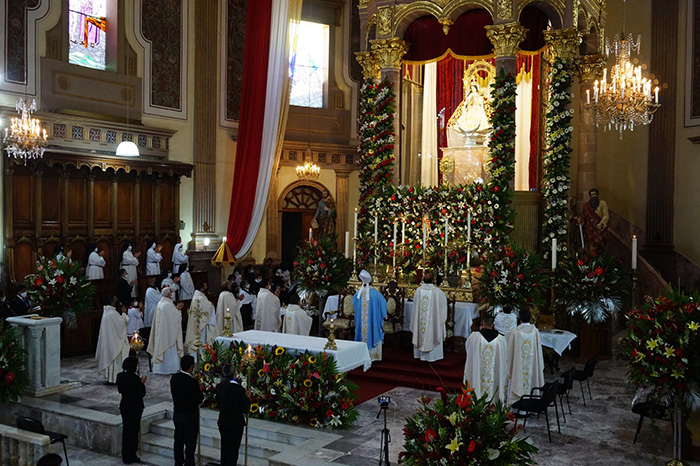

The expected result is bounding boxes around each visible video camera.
[378,395,390,409]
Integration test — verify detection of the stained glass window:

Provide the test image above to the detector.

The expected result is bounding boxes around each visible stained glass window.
[289,21,330,108]
[68,0,107,70]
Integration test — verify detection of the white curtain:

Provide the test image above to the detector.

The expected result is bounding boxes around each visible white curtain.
[514,68,533,191]
[420,62,438,187]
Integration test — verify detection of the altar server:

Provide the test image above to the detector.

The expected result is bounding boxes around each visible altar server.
[96,294,130,383]
[144,277,160,327]
[216,281,243,335]
[353,270,387,362]
[464,313,508,403]
[148,286,184,375]
[410,273,448,362]
[185,282,216,353]
[254,278,281,332]
[282,293,312,336]
[178,265,196,301]
[146,241,163,276]
[121,242,141,298]
[505,307,545,404]
[494,304,518,335]
[86,246,106,280]
[172,241,189,273]
[127,300,145,338]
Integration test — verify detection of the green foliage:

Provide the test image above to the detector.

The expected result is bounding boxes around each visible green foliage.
[199,340,358,429]
[293,234,351,298]
[0,325,29,403]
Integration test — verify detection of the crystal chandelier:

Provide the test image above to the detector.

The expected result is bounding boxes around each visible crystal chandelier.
[3,98,48,163]
[296,160,320,180]
[587,1,660,137]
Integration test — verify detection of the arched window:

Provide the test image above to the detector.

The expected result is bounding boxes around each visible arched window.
[68,0,107,70]
[289,21,329,108]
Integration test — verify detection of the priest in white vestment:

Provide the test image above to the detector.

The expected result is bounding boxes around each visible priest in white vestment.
[127,301,144,337]
[86,247,106,280]
[494,304,518,335]
[282,294,312,336]
[505,307,545,404]
[216,281,243,334]
[353,270,387,362]
[95,295,130,383]
[121,243,141,298]
[144,277,160,327]
[410,273,448,362]
[184,283,216,354]
[178,266,195,301]
[254,279,281,332]
[147,287,184,375]
[464,313,508,403]
[172,242,188,273]
[146,242,162,276]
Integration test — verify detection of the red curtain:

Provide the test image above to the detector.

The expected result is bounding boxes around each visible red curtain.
[519,6,550,52]
[225,0,273,253]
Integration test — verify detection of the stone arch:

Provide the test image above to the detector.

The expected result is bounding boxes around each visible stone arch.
[278,180,331,211]
[516,0,563,30]
[393,2,495,39]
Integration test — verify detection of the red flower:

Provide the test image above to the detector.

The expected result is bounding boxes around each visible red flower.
[467,440,476,452]
[327,409,334,417]
[436,386,447,403]
[594,267,603,276]
[424,428,437,443]
[5,372,15,384]
[56,275,64,284]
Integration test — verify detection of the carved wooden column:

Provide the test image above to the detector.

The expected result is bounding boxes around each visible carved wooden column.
[133,175,141,237]
[265,168,280,261]
[192,0,218,244]
[485,22,527,76]
[575,54,605,211]
[34,169,43,239]
[334,169,350,253]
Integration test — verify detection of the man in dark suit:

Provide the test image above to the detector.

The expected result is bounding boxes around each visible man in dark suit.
[116,268,134,311]
[215,364,251,466]
[7,284,30,317]
[170,355,203,466]
[116,356,146,464]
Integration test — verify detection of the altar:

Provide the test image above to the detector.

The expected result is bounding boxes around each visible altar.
[216,330,372,372]
[404,300,479,339]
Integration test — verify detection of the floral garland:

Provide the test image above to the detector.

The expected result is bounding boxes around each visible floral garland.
[553,248,628,324]
[25,256,96,328]
[199,340,359,429]
[400,385,537,465]
[476,242,547,309]
[293,235,351,298]
[0,325,29,403]
[541,57,574,257]
[620,290,700,404]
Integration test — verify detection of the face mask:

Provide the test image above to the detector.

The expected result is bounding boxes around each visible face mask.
[21,291,28,298]
[127,245,132,251]
[256,278,262,283]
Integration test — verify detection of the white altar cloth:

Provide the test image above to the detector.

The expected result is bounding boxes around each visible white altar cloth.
[539,329,577,355]
[404,300,479,338]
[215,330,372,372]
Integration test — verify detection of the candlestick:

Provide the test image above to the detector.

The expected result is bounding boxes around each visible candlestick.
[586,89,590,104]
[467,211,472,240]
[353,208,358,238]
[345,231,350,257]
[309,228,312,241]
[350,235,359,282]
[632,235,638,270]
[402,219,406,245]
[655,86,659,104]
[393,221,397,269]
[374,215,378,242]
[222,307,233,337]
[551,238,557,270]
[579,224,585,250]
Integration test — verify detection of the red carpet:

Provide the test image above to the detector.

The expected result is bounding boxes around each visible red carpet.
[347,340,467,405]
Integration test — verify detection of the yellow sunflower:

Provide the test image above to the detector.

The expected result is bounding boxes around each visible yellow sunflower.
[303,379,312,387]
[257,369,264,377]
[310,417,319,427]
[204,363,211,372]
[250,403,259,413]
[308,356,316,364]
[275,347,285,356]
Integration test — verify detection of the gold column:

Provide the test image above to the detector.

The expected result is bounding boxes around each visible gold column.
[265,168,280,261]
[485,22,527,75]
[543,28,582,62]
[575,54,605,211]
[34,169,43,239]
[334,170,350,253]
[355,51,381,82]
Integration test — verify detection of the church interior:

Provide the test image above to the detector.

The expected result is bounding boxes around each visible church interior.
[1,0,700,464]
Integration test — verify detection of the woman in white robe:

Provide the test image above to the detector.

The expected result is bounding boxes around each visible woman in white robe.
[146,242,162,276]
[172,242,188,273]
[86,247,106,280]
[216,282,243,334]
[121,243,141,298]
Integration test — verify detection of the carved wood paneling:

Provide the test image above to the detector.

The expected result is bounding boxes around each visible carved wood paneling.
[67,176,88,226]
[42,173,61,225]
[93,177,112,228]
[12,242,36,286]
[117,179,134,226]
[140,182,155,229]
[160,181,175,227]
[12,173,34,229]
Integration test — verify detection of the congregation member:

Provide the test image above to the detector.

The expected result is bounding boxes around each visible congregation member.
[170,355,203,466]
[95,294,130,384]
[86,245,106,280]
[239,278,256,329]
[216,364,251,466]
[217,281,243,334]
[184,282,216,353]
[353,270,387,362]
[148,286,184,375]
[494,304,518,335]
[178,265,195,301]
[161,271,181,301]
[172,241,189,273]
[463,313,508,403]
[127,300,144,338]
[116,356,146,465]
[282,293,312,335]
[146,241,163,276]
[505,307,545,404]
[143,277,160,327]
[254,278,281,332]
[7,284,31,317]
[116,268,134,310]
[410,272,448,362]
[120,242,141,298]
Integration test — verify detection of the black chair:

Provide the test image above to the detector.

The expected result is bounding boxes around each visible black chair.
[558,367,576,421]
[632,398,670,443]
[572,357,597,406]
[16,417,69,466]
[137,326,153,372]
[511,381,561,443]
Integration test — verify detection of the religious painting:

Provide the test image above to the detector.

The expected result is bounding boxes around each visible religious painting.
[68,0,107,70]
[686,0,700,126]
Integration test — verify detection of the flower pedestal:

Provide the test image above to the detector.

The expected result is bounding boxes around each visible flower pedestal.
[577,319,613,364]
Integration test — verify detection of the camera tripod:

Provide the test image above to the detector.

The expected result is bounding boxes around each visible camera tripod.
[376,403,391,465]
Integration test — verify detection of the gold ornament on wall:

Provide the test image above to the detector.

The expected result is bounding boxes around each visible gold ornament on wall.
[377,6,394,36]
[496,0,513,20]
[485,22,527,58]
[439,155,455,180]
[543,28,582,61]
[575,53,606,83]
[355,51,381,80]
[370,37,409,70]
[438,18,453,35]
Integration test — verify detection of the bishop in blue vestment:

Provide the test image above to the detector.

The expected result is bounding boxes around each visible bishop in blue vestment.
[353,270,387,361]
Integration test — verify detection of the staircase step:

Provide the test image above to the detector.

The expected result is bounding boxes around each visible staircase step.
[142,432,269,466]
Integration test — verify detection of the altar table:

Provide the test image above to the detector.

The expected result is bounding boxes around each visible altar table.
[539,329,577,356]
[404,300,479,338]
[215,330,372,372]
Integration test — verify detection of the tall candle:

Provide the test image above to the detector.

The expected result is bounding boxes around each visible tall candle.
[586,89,590,104]
[655,86,659,104]
[345,231,350,257]
[444,217,449,245]
[632,235,638,270]
[309,228,312,241]
[467,212,472,240]
[374,215,378,242]
[551,238,557,270]
[579,224,585,249]
[402,219,406,245]
[392,221,397,267]
[422,219,427,251]
[353,208,358,238]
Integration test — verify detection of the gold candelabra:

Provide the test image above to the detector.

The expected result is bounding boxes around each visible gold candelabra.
[129,332,144,374]
[350,236,359,282]
[242,345,257,466]
[325,319,338,350]
[221,307,234,337]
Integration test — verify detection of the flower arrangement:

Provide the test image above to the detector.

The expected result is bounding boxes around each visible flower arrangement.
[0,325,29,403]
[199,340,359,429]
[399,385,537,465]
[553,248,628,324]
[477,242,547,309]
[25,256,96,328]
[620,291,700,402]
[293,235,351,298]
[541,57,574,258]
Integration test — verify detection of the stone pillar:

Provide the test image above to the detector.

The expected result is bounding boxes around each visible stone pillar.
[334,170,350,253]
[575,54,605,211]
[192,0,218,246]
[485,22,527,76]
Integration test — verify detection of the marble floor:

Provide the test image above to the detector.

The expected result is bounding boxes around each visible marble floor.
[33,338,700,466]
